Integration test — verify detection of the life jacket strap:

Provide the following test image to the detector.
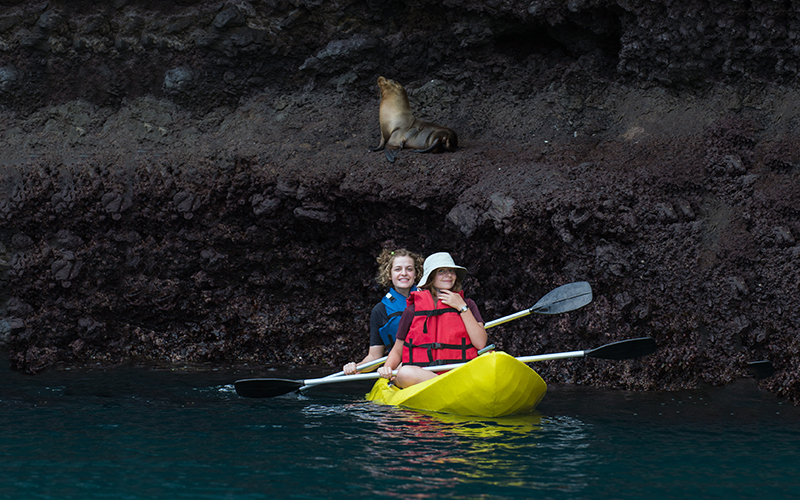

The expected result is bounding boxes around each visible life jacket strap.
[413,307,459,333]
[403,337,475,366]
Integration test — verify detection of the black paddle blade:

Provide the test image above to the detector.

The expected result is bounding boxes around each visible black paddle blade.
[234,378,303,398]
[531,281,593,314]
[748,360,775,380]
[585,337,657,360]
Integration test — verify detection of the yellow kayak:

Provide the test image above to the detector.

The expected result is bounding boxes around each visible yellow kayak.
[365,351,547,417]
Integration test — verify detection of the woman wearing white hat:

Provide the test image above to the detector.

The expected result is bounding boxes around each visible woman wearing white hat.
[377,252,487,388]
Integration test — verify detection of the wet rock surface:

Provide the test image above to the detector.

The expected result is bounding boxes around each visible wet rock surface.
[1,1,798,403]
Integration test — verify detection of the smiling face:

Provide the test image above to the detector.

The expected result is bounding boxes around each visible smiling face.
[390,256,416,294]
[431,268,457,291]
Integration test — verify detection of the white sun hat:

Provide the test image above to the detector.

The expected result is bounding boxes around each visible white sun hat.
[418,252,467,288]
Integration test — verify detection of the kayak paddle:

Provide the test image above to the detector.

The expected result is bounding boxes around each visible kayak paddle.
[307,343,496,387]
[514,336,657,363]
[484,281,592,328]
[315,356,389,381]
[316,281,594,380]
[234,336,655,398]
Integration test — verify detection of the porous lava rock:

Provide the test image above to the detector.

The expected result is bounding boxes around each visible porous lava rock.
[1,1,798,403]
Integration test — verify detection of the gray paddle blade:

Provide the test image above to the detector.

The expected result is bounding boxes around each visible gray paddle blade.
[531,281,593,314]
[235,378,303,398]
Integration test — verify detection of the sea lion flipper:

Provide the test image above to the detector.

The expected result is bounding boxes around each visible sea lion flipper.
[414,138,441,154]
[369,135,387,152]
[385,148,400,163]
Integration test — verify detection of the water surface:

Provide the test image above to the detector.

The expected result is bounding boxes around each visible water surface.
[1,362,798,499]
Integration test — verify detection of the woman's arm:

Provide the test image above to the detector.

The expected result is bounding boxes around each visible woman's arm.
[345,301,391,374]
[378,340,404,379]
[344,345,386,374]
[459,303,487,350]
[377,305,414,378]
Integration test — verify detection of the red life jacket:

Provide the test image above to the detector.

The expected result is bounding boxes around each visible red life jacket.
[401,290,478,366]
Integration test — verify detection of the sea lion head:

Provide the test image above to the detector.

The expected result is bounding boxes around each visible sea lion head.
[377,76,407,100]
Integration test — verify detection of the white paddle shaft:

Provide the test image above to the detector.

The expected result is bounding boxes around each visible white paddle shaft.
[299,349,589,388]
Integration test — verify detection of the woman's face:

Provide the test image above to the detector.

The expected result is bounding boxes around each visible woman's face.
[390,256,416,291]
[431,268,456,291]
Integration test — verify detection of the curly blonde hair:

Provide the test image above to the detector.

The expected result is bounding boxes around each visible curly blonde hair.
[375,248,424,288]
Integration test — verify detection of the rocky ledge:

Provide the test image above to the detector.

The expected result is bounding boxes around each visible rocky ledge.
[0,1,798,403]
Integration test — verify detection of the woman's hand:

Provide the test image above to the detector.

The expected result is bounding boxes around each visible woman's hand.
[378,365,394,379]
[343,362,358,375]
[438,289,466,311]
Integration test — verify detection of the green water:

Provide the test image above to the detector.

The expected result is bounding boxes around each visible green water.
[1,364,798,499]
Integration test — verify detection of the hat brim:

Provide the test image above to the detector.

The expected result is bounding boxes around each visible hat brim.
[419,266,467,288]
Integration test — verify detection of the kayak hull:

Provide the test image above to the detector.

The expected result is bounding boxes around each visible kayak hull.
[365,351,547,417]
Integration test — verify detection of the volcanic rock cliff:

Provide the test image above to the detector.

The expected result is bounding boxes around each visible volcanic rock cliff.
[1,0,798,402]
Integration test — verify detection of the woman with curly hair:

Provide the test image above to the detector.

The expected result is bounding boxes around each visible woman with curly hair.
[343,248,423,375]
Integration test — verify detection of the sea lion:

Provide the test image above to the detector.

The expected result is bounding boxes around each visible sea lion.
[370,76,458,163]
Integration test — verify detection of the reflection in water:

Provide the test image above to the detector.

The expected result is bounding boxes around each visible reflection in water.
[301,400,597,497]
[265,382,800,499]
